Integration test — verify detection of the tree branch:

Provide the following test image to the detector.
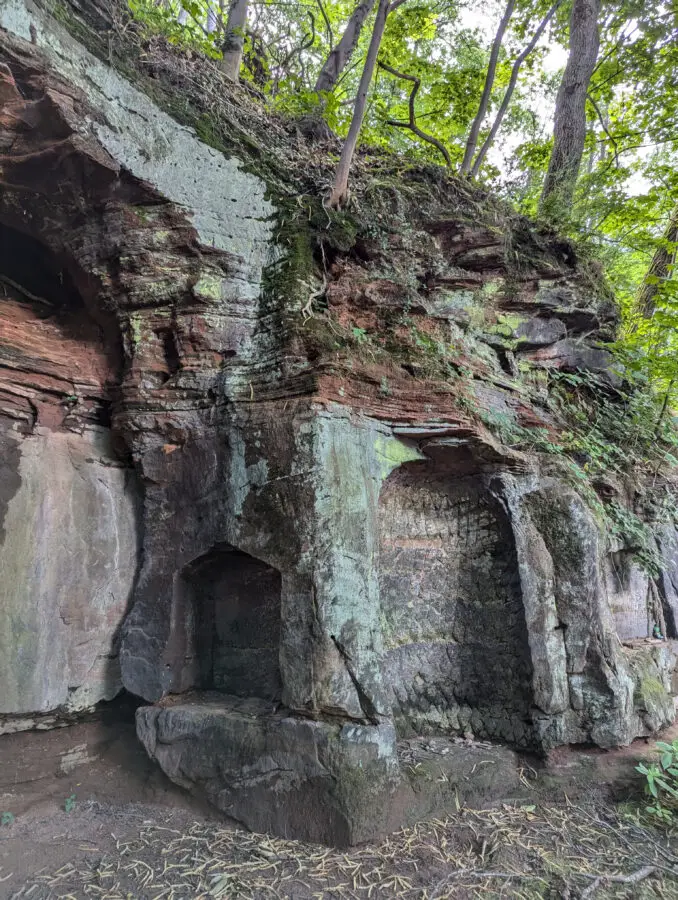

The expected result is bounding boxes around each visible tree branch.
[314,0,376,94]
[276,11,316,76]
[329,0,391,207]
[316,0,333,50]
[378,60,451,166]
[471,0,564,177]
[206,1,226,33]
[580,866,656,900]
[587,93,619,166]
[184,5,210,36]
[460,0,516,176]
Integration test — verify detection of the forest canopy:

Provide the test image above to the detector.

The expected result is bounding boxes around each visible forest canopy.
[131,0,678,429]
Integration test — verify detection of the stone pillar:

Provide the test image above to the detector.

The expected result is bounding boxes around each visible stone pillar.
[499,473,639,748]
[305,406,423,721]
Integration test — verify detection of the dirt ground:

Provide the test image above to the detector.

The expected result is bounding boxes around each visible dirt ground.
[1,701,677,899]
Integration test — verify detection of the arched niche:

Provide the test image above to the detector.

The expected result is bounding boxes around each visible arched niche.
[377,461,534,746]
[178,544,283,701]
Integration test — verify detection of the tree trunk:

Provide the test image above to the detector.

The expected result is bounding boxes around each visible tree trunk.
[459,0,516,177]
[539,0,601,219]
[637,202,678,320]
[471,0,563,177]
[315,0,377,94]
[329,0,390,207]
[220,0,249,81]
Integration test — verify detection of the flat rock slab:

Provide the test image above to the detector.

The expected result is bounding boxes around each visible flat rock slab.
[136,695,528,844]
[137,698,678,845]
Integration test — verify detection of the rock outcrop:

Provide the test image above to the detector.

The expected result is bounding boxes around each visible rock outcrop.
[1,0,677,841]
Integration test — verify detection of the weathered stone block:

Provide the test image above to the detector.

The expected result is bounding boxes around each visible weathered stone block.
[515,317,567,349]
[136,695,400,845]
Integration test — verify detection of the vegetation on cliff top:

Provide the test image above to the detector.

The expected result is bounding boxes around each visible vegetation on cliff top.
[127,0,678,423]
[60,0,678,554]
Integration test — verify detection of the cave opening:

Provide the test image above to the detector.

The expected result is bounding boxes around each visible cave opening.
[0,222,123,414]
[179,545,283,701]
[0,224,82,311]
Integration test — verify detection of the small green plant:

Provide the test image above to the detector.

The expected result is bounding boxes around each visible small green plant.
[378,376,391,397]
[64,794,77,814]
[636,740,678,822]
[351,327,369,344]
[1,811,15,825]
[605,501,664,576]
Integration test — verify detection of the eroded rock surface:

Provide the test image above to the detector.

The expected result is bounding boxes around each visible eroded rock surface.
[0,235,139,720]
[1,0,677,843]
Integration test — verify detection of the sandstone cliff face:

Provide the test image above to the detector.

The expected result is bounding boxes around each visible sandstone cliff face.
[1,0,677,841]
[0,80,139,723]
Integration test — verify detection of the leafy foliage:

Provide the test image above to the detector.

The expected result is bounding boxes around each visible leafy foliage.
[467,362,678,573]
[637,740,678,823]
[129,0,222,57]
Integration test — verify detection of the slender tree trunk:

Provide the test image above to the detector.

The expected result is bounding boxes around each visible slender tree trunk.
[329,0,390,207]
[459,0,516,176]
[637,202,678,320]
[540,0,601,219]
[315,0,377,94]
[220,0,249,81]
[207,4,219,33]
[177,6,188,25]
[655,378,675,437]
[471,0,563,177]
